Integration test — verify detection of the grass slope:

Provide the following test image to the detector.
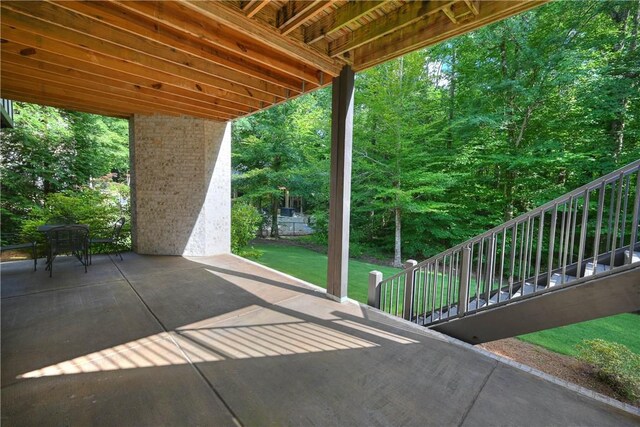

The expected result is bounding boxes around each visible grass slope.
[247,241,640,356]
[518,313,640,356]
[246,242,400,303]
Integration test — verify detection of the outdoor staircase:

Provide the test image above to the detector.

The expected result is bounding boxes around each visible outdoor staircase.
[369,160,640,343]
[423,249,639,324]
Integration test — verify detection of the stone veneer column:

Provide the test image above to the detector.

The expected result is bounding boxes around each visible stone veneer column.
[129,115,231,256]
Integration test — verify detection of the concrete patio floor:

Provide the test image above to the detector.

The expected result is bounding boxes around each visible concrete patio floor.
[1,253,638,426]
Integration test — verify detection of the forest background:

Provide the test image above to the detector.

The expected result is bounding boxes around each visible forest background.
[2,0,639,267]
[233,0,640,266]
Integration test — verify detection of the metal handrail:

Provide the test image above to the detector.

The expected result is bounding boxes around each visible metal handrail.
[370,159,640,326]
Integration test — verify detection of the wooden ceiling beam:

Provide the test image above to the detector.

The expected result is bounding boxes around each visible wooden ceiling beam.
[304,1,386,44]
[0,67,233,120]
[0,23,267,114]
[1,90,130,119]
[1,54,241,119]
[180,0,344,76]
[115,1,324,87]
[1,76,170,119]
[329,1,456,58]
[243,0,271,18]
[353,0,547,71]
[277,1,335,36]
[0,40,253,116]
[1,3,284,105]
[55,1,305,94]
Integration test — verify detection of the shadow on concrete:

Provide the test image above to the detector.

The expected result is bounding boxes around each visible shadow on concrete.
[2,253,638,426]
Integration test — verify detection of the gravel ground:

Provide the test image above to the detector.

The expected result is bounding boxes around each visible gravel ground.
[479,338,637,406]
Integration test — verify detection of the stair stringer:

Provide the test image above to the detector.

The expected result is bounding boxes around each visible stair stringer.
[431,264,640,344]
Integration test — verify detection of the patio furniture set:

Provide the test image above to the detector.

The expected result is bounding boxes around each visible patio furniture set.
[0,218,125,277]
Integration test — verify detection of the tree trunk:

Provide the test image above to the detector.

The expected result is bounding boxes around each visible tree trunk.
[392,57,404,268]
[270,194,279,238]
[448,46,456,149]
[609,1,638,162]
[393,207,402,267]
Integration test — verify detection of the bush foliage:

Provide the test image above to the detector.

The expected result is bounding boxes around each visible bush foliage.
[20,184,130,250]
[577,339,640,402]
[231,202,262,255]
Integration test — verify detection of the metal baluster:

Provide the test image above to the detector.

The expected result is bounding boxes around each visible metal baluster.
[628,171,640,264]
[383,281,388,312]
[517,221,525,285]
[454,252,459,313]
[528,216,535,280]
[485,234,496,303]
[431,261,437,321]
[438,257,445,319]
[562,197,574,282]
[423,265,429,320]
[509,226,517,297]
[610,174,624,267]
[388,280,392,313]
[620,174,631,247]
[412,267,419,322]
[592,181,606,275]
[500,227,507,292]
[458,247,471,315]
[447,253,454,317]
[468,243,475,307]
[576,189,591,278]
[569,196,578,263]
[606,178,616,253]
[476,238,484,303]
[557,202,567,268]
[395,277,401,317]
[547,204,558,287]
[521,219,530,288]
[534,211,544,287]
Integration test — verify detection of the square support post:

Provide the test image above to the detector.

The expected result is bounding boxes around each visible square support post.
[368,270,383,308]
[327,65,355,302]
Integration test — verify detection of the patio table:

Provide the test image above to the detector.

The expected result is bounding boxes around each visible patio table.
[38,224,90,277]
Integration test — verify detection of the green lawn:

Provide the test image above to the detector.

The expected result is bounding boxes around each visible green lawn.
[518,313,640,356]
[247,241,640,356]
[246,242,401,303]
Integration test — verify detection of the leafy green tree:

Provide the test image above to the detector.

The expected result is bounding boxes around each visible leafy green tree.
[1,102,129,233]
[233,91,330,237]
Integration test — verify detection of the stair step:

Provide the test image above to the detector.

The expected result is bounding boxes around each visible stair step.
[625,250,640,264]
[549,273,576,287]
[583,262,610,277]
[512,282,541,297]
[467,297,487,311]
[488,291,510,305]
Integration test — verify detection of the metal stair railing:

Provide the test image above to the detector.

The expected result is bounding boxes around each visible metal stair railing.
[368,159,640,326]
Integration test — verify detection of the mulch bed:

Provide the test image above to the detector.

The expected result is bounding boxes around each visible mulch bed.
[479,338,637,407]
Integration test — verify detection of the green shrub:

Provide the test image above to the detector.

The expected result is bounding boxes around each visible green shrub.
[231,202,262,255]
[577,339,640,402]
[21,186,130,251]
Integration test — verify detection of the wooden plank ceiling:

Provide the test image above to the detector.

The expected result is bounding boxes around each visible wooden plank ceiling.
[0,0,546,121]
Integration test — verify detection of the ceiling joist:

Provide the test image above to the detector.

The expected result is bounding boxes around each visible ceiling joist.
[0,0,548,120]
[304,1,386,44]
[277,1,335,36]
[242,0,272,18]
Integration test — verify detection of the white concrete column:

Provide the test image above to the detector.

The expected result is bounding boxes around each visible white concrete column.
[327,65,355,302]
[129,115,231,256]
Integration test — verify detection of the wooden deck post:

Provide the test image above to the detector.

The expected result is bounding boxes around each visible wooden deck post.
[327,65,355,302]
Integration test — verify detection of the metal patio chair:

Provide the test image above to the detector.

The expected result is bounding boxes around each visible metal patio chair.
[45,225,90,277]
[90,217,125,264]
